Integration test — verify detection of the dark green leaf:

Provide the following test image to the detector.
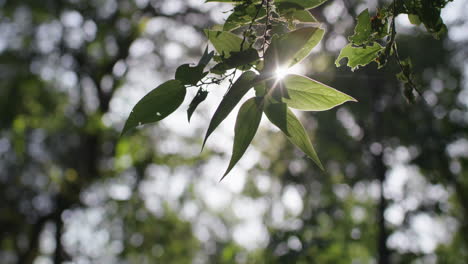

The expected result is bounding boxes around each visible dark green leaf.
[122,80,186,135]
[279,74,357,111]
[335,42,384,71]
[210,48,259,74]
[254,81,266,97]
[222,97,263,179]
[175,64,207,86]
[187,88,209,122]
[202,71,257,149]
[349,9,372,45]
[198,46,215,68]
[264,102,323,170]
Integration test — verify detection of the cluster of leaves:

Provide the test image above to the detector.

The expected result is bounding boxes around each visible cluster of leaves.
[336,0,452,102]
[122,0,356,180]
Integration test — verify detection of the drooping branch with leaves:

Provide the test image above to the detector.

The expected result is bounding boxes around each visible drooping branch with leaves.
[121,0,452,180]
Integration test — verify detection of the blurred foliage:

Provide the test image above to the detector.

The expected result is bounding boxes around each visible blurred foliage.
[0,0,467,264]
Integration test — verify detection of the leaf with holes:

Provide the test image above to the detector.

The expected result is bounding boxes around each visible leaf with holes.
[349,9,372,45]
[335,42,384,71]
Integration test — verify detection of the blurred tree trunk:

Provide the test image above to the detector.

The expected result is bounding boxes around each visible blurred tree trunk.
[369,74,390,264]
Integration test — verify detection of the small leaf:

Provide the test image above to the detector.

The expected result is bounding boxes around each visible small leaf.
[187,88,209,122]
[222,97,263,179]
[264,103,323,170]
[349,9,372,45]
[122,80,186,135]
[204,30,249,58]
[264,27,324,71]
[279,74,357,111]
[175,64,207,86]
[202,71,257,149]
[408,14,421,25]
[198,46,215,68]
[335,42,384,71]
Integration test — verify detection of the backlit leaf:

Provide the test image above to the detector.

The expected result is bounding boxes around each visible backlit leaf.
[276,3,317,24]
[280,74,357,111]
[335,42,384,71]
[264,27,324,71]
[204,30,249,58]
[264,102,324,170]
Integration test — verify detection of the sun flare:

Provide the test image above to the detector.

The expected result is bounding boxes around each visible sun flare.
[275,66,290,80]
[275,64,304,80]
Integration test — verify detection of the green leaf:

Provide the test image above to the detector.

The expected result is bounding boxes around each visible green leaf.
[335,42,384,71]
[279,74,357,111]
[206,0,261,2]
[222,97,263,179]
[122,80,186,135]
[224,3,266,31]
[264,27,324,71]
[202,71,257,149]
[204,30,249,58]
[254,81,266,97]
[264,102,323,170]
[275,0,329,9]
[198,46,215,68]
[290,10,317,23]
[175,64,207,86]
[210,48,259,74]
[187,88,209,122]
[276,3,317,24]
[408,14,421,25]
[349,9,372,45]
